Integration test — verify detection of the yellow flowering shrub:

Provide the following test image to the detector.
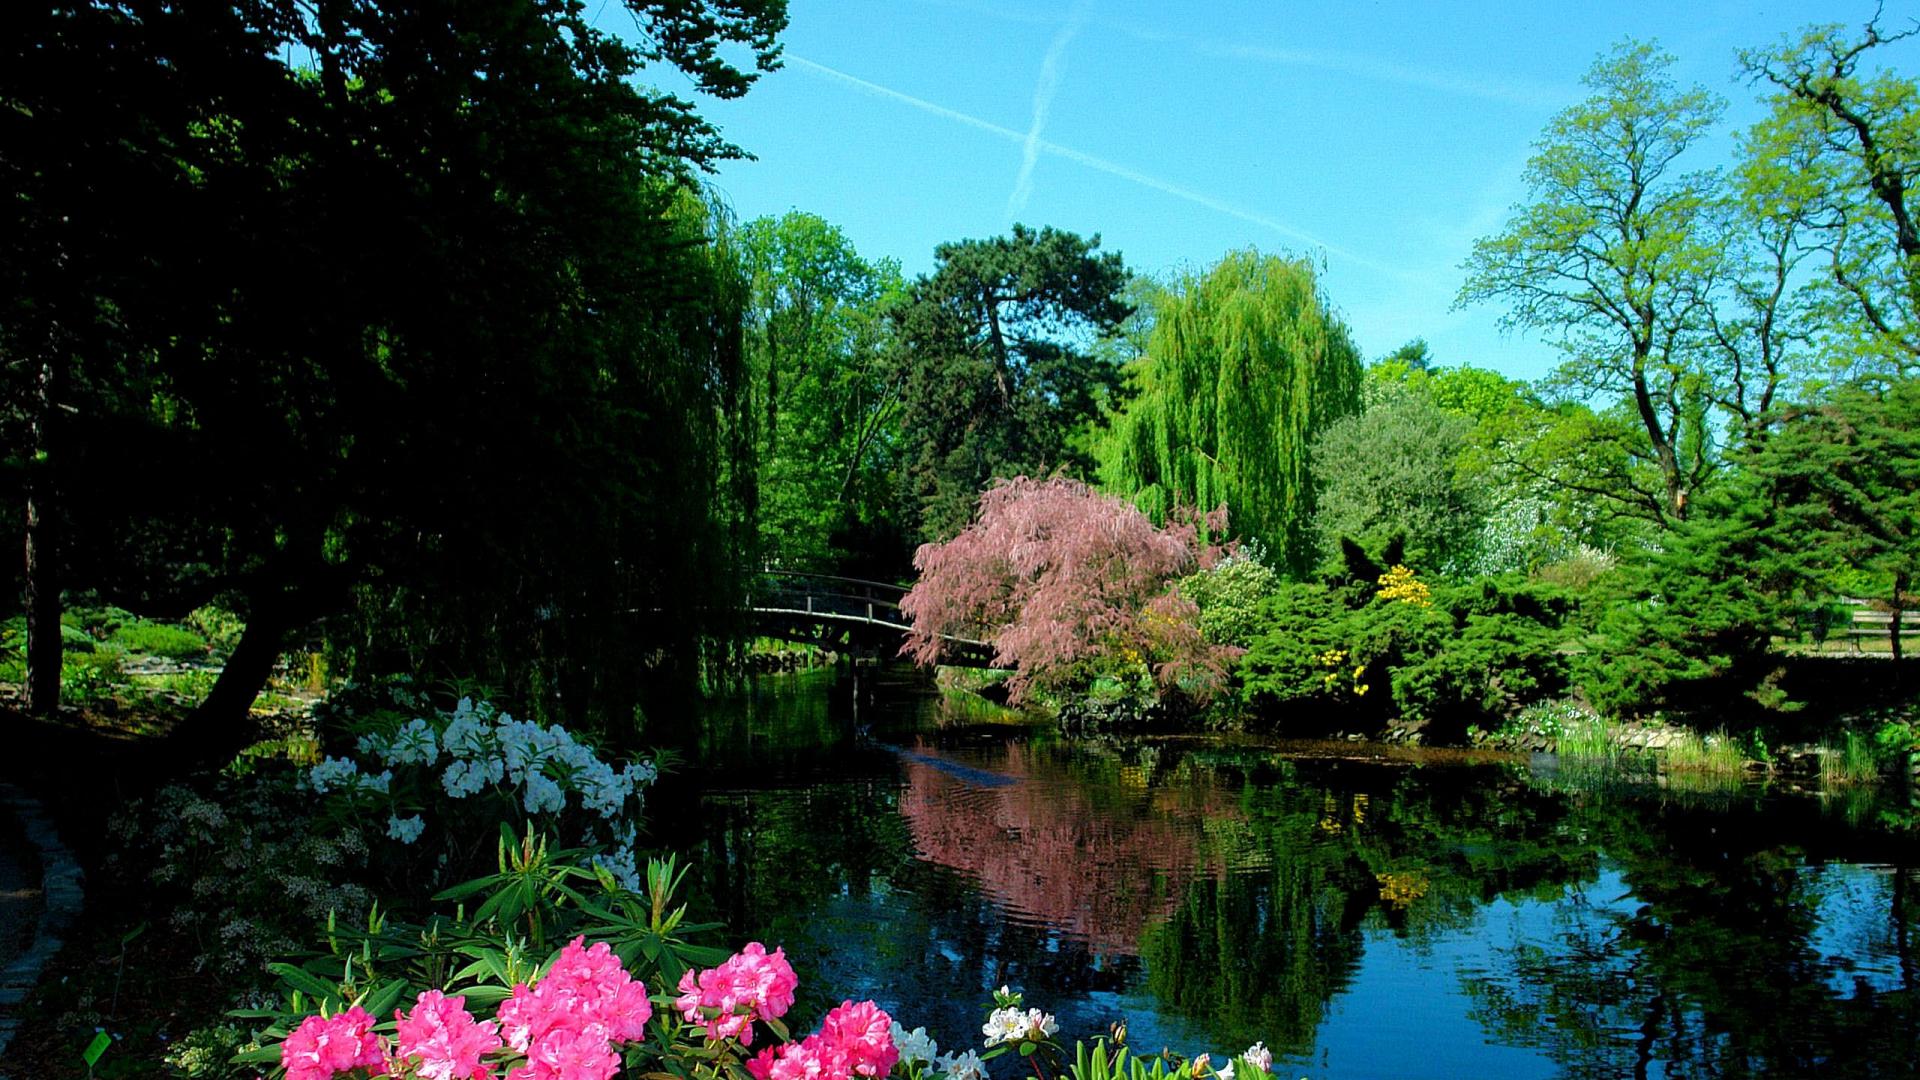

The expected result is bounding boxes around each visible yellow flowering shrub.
[1375,564,1432,606]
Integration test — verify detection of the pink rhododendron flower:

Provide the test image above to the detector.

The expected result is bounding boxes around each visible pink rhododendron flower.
[395,991,503,1080]
[676,942,799,1044]
[281,1006,387,1080]
[497,938,651,1054]
[744,1000,897,1080]
[820,1000,898,1078]
[505,1028,621,1080]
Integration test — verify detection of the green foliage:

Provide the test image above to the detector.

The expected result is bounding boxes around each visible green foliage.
[894,225,1133,540]
[1460,40,1819,528]
[187,605,247,656]
[1388,579,1578,722]
[1062,1039,1195,1080]
[1099,251,1363,572]
[1309,387,1485,574]
[5,0,789,745]
[738,212,911,572]
[1177,546,1283,646]
[163,1023,254,1078]
[1577,378,1920,716]
[1237,574,1577,729]
[1740,17,1920,374]
[109,619,208,660]
[1572,485,1806,717]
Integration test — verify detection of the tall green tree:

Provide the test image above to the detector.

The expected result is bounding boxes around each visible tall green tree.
[1755,380,1920,665]
[1741,13,1920,375]
[1099,250,1363,574]
[737,212,908,572]
[3,0,785,749]
[893,225,1132,540]
[1581,378,1920,713]
[1460,42,1813,526]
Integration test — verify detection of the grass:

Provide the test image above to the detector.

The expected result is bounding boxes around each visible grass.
[1820,729,1884,786]
[1662,729,1747,776]
[1556,714,1625,766]
[108,620,209,660]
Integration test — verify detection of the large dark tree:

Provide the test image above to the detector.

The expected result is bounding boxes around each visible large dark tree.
[893,225,1132,540]
[1,0,785,752]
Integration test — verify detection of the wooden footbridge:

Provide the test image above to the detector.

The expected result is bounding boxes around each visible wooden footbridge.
[746,572,997,667]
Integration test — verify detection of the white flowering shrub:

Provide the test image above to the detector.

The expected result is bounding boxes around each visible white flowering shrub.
[107,776,377,978]
[306,681,659,891]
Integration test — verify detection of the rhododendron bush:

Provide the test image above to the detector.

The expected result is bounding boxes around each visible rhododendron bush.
[308,680,659,890]
[258,941,1275,1080]
[900,477,1240,707]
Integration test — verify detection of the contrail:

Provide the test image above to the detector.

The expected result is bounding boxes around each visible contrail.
[784,54,1411,281]
[1008,0,1092,218]
[908,0,1566,109]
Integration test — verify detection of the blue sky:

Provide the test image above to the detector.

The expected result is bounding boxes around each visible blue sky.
[611,0,1916,382]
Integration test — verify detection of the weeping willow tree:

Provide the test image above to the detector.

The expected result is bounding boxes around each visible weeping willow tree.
[1099,251,1363,574]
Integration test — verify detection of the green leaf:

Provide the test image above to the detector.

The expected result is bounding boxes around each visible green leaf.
[435,875,503,903]
[461,985,514,1007]
[361,978,409,1018]
[269,963,343,1004]
[233,1043,287,1064]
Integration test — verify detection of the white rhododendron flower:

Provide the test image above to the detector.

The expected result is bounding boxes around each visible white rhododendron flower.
[942,1050,989,1080]
[982,1006,1056,1047]
[890,1023,939,1066]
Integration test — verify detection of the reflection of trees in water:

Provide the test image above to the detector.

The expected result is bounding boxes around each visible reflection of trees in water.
[670,695,1920,1076]
[1462,794,1920,1078]
[897,742,1219,956]
[1141,861,1366,1056]
[1138,758,1598,1056]
[680,771,1154,1043]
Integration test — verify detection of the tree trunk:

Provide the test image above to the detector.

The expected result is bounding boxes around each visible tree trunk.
[23,353,60,716]
[173,593,292,765]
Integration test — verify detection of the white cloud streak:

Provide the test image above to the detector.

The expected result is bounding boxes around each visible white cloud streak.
[784,54,1413,282]
[1007,0,1092,218]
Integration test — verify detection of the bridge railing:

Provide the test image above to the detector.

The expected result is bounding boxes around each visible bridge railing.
[745,571,994,653]
[749,571,910,626]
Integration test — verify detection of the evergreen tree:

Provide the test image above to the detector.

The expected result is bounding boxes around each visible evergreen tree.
[893,225,1132,541]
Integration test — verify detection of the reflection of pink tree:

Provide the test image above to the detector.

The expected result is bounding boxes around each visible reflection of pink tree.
[898,743,1233,956]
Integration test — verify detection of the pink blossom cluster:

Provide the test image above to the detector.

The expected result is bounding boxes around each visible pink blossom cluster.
[283,1007,388,1080]
[279,938,652,1080]
[675,942,800,1044]
[496,938,653,1080]
[394,992,502,1080]
[746,1000,899,1080]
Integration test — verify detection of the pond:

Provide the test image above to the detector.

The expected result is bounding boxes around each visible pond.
[650,667,1920,1079]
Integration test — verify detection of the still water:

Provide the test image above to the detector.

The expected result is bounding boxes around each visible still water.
[651,667,1920,1079]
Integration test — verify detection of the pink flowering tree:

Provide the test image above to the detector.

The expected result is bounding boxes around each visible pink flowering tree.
[900,477,1239,705]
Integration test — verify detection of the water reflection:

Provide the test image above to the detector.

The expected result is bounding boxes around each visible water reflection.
[653,668,1920,1078]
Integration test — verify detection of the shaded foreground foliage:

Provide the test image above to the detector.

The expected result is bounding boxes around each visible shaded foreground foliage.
[1,0,787,751]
